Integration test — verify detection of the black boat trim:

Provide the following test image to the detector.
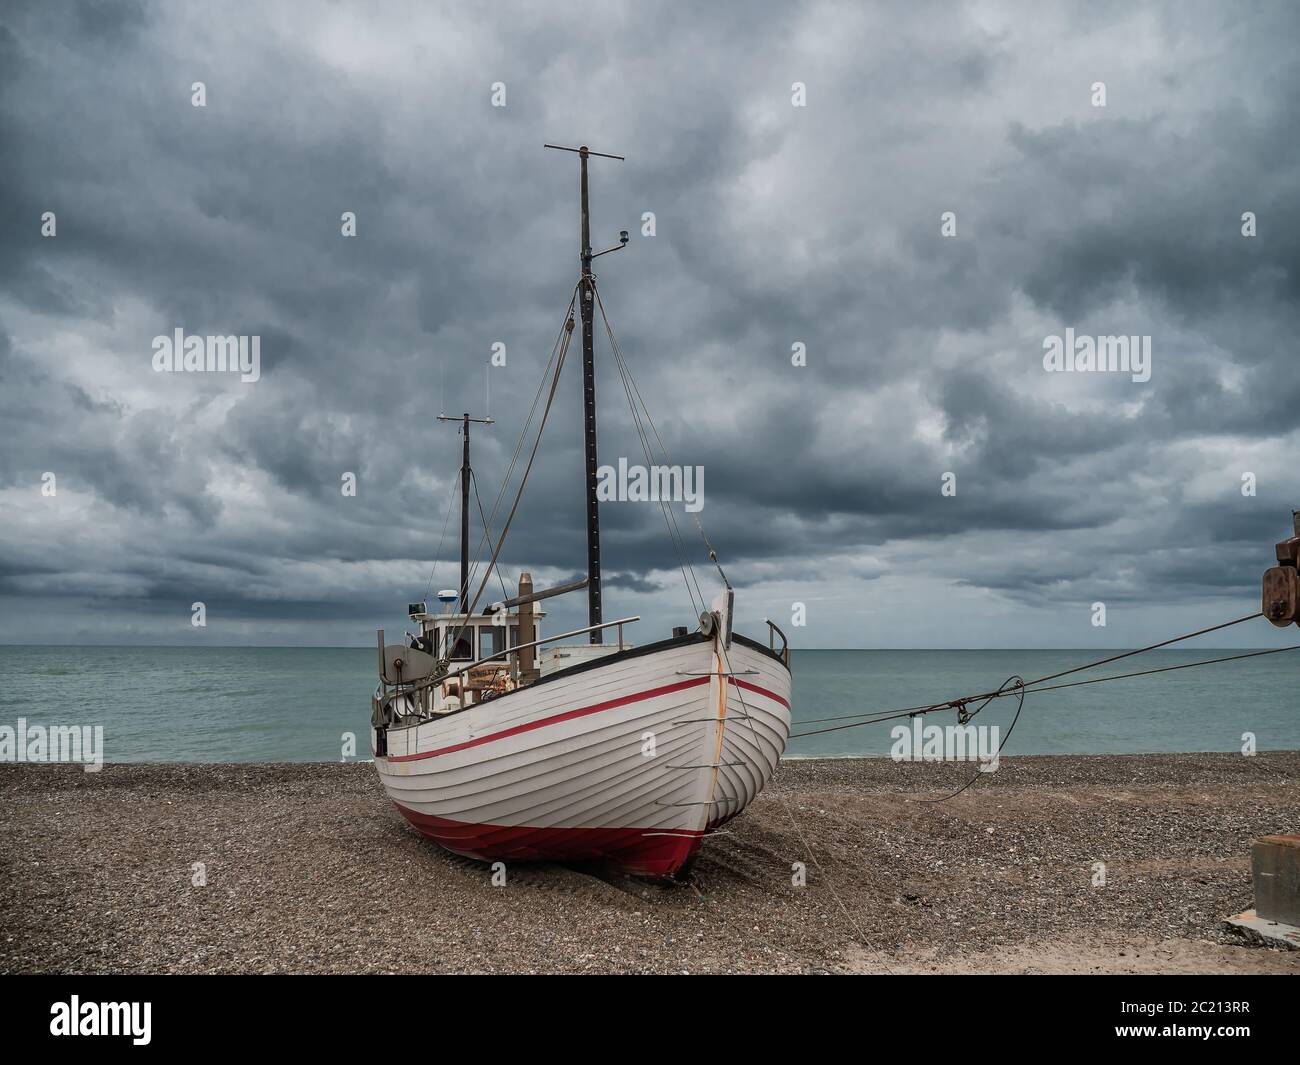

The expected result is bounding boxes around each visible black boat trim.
[380,628,787,738]
[524,629,710,689]
[732,631,792,671]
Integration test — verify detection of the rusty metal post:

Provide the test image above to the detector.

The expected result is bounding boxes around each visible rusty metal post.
[516,572,539,684]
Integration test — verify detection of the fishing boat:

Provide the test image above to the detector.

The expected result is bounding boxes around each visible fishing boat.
[369,145,792,878]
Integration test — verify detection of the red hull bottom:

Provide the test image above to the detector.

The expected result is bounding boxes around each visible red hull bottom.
[394,802,704,878]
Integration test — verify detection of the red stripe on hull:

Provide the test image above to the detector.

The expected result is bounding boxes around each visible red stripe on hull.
[388,676,710,763]
[393,802,704,878]
[386,674,788,764]
[729,676,790,708]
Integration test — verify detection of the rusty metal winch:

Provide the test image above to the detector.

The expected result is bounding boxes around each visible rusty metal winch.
[1262,511,1300,627]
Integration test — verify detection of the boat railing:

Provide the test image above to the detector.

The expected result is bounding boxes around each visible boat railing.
[764,618,790,666]
[381,615,642,701]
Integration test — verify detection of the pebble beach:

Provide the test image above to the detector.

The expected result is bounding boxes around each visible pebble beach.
[3,753,1299,974]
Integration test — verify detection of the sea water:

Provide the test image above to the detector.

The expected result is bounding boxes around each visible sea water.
[0,645,1295,762]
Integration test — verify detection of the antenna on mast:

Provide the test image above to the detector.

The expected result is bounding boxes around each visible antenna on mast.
[544,142,629,642]
[437,410,495,614]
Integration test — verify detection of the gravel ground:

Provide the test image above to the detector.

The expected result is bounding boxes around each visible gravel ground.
[2,753,1298,974]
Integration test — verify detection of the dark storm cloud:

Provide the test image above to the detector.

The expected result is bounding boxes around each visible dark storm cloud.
[1,0,1299,647]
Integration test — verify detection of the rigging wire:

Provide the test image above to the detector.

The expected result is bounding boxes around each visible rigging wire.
[600,304,702,610]
[470,469,512,605]
[448,285,576,584]
[422,470,461,605]
[441,307,576,659]
[592,283,726,599]
[593,283,731,589]
[463,283,579,577]
[597,289,706,619]
[422,282,580,641]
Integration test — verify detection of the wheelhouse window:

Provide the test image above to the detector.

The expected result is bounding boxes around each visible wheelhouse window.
[449,626,473,660]
[479,626,506,661]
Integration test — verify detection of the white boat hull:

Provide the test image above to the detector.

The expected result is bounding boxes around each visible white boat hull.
[371,632,791,877]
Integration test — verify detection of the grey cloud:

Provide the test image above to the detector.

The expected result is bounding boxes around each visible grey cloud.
[1,1,1298,648]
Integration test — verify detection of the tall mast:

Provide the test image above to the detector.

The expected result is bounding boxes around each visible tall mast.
[545,142,628,643]
[438,411,493,614]
[577,149,603,643]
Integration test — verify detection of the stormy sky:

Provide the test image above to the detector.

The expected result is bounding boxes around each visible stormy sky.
[2,0,1299,649]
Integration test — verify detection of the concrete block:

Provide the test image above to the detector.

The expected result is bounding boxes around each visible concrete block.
[1252,834,1300,926]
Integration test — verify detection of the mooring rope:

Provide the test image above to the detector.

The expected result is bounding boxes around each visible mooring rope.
[911,675,1027,804]
[790,612,1274,737]
[716,636,891,971]
[1017,612,1265,688]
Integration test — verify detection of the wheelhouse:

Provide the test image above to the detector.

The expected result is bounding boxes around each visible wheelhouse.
[407,603,537,667]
